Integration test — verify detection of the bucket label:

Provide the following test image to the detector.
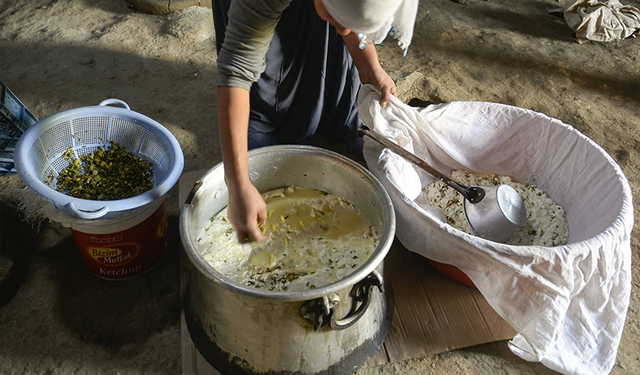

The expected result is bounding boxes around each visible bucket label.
[89,235,124,244]
[87,243,139,266]
[157,210,168,239]
[71,201,169,280]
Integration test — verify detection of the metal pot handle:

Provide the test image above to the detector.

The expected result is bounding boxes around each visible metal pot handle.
[185,180,203,205]
[300,270,384,331]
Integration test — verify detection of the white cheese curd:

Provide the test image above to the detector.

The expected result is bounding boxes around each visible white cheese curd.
[424,170,569,246]
[198,186,379,292]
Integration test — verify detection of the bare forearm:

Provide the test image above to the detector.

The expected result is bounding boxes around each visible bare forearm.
[342,33,381,82]
[342,33,397,108]
[216,86,268,243]
[217,86,251,188]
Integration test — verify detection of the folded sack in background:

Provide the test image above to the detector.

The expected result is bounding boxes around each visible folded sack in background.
[559,0,640,43]
[357,84,634,375]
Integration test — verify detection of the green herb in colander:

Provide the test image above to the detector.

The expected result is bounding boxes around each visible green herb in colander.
[55,142,154,200]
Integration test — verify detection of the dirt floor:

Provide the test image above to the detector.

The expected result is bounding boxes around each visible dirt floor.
[0,0,639,374]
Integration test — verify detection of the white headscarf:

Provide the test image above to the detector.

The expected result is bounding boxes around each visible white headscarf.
[322,0,419,53]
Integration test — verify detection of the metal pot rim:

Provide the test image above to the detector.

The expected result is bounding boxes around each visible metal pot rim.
[180,145,396,302]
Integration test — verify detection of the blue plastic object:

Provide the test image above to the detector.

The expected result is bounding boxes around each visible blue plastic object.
[1,80,38,176]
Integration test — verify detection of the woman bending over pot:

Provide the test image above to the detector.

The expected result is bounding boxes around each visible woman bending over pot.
[213,0,418,242]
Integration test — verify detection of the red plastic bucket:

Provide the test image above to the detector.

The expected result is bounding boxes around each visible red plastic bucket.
[68,198,169,280]
[426,259,476,288]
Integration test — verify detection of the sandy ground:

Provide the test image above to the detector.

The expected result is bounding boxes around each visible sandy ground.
[0,0,639,374]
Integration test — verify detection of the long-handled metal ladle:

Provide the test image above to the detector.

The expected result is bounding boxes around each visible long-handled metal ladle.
[359,125,527,243]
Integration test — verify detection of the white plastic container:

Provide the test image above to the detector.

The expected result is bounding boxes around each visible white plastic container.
[15,99,184,219]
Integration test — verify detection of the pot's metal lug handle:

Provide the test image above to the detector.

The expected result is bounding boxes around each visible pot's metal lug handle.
[299,270,384,331]
[329,269,384,330]
[300,294,341,331]
[185,180,203,205]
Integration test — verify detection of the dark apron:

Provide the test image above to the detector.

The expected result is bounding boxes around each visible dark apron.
[213,0,361,149]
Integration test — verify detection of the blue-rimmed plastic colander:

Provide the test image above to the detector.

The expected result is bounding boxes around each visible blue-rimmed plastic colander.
[15,99,184,220]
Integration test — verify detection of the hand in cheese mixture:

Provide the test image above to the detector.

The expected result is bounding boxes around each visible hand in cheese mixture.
[227,181,268,243]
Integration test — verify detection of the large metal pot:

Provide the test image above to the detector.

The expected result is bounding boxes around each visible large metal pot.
[180,145,396,375]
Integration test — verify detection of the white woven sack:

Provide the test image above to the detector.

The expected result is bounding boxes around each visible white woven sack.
[358,85,634,375]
